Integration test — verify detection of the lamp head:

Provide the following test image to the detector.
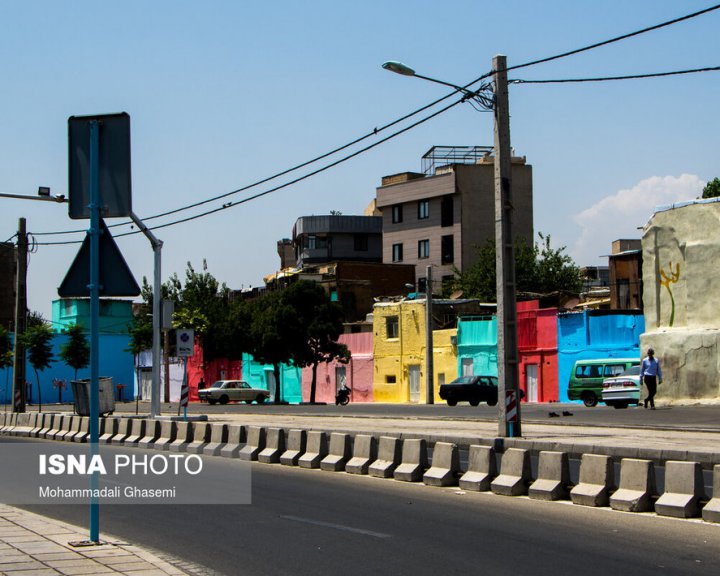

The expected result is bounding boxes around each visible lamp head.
[382,61,416,76]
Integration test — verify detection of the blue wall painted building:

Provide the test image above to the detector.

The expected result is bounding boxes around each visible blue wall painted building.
[241,353,302,404]
[557,310,645,403]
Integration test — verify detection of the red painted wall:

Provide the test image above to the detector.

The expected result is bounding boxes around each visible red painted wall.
[517,301,559,402]
[186,341,243,402]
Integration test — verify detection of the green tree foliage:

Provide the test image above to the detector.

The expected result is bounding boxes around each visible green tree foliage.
[451,233,582,301]
[20,321,54,412]
[702,177,720,199]
[59,323,90,381]
[0,326,13,371]
[128,277,154,354]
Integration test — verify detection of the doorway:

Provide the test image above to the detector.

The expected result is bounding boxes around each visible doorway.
[408,365,421,403]
[526,364,539,403]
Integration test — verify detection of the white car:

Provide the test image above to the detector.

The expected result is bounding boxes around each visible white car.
[198,380,269,405]
[601,365,641,409]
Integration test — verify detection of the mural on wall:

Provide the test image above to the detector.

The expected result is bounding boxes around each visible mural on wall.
[659,261,680,326]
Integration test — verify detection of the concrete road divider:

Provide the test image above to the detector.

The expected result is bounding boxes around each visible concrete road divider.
[138,420,161,449]
[220,424,247,458]
[258,428,285,464]
[346,434,378,475]
[423,442,461,487]
[2,413,18,434]
[65,416,84,442]
[393,438,429,482]
[70,417,89,443]
[29,414,46,437]
[570,454,615,507]
[0,412,7,431]
[186,422,212,454]
[320,433,352,472]
[152,420,178,451]
[529,451,571,501]
[11,413,32,437]
[98,417,118,443]
[280,429,307,466]
[168,421,194,452]
[238,426,266,461]
[110,418,132,445]
[459,445,498,492]
[37,414,56,439]
[702,465,720,523]
[56,416,75,441]
[121,419,146,446]
[203,423,229,456]
[491,448,532,496]
[368,436,402,478]
[655,461,707,518]
[610,458,657,513]
[298,431,328,469]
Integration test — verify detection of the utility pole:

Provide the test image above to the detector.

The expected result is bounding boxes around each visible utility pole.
[12,217,27,413]
[425,265,434,404]
[493,55,522,437]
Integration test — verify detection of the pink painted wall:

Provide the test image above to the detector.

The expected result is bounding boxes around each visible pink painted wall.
[186,341,242,402]
[301,332,374,403]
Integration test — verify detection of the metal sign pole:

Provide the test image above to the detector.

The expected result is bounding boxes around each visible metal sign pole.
[88,120,101,543]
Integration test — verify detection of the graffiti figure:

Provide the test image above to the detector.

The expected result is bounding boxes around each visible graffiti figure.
[659,262,680,326]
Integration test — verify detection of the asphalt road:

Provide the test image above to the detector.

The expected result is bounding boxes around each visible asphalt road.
[18,441,720,576]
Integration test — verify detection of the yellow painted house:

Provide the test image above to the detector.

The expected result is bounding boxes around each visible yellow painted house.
[372,299,459,403]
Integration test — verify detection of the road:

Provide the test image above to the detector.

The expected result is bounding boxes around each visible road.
[19,441,720,576]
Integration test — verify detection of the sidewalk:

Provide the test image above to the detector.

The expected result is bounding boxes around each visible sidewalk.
[0,505,189,576]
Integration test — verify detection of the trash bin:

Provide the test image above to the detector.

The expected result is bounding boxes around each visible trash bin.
[71,377,116,416]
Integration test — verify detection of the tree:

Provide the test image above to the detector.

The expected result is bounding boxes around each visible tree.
[702,177,720,199]
[128,277,154,354]
[20,322,54,412]
[59,323,90,381]
[451,233,582,301]
[0,326,13,406]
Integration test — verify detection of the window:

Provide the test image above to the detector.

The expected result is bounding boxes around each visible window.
[391,204,403,224]
[306,235,328,250]
[418,200,429,219]
[441,235,454,264]
[418,239,429,259]
[386,316,399,339]
[385,375,397,384]
[417,277,427,293]
[354,234,368,251]
[441,195,454,227]
[392,243,403,262]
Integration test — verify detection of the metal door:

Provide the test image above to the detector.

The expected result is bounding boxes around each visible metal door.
[409,365,421,403]
[526,364,539,403]
[461,358,474,376]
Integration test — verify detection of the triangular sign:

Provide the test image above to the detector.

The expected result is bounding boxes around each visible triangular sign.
[58,219,141,297]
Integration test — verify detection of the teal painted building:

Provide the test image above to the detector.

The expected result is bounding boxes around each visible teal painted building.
[241,353,302,404]
[456,316,498,377]
[51,298,134,334]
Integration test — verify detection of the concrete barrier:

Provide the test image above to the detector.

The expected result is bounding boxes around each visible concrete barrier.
[111,418,133,445]
[220,425,246,458]
[280,429,307,466]
[368,436,402,479]
[152,421,178,451]
[459,445,498,492]
[56,416,75,441]
[71,417,89,443]
[99,418,119,443]
[258,428,285,464]
[320,433,352,472]
[655,461,707,518]
[121,419,146,446]
[168,422,194,452]
[702,465,720,523]
[491,448,532,496]
[298,431,328,469]
[29,414,46,437]
[186,422,212,454]
[63,416,83,442]
[37,414,56,439]
[423,442,461,487]
[138,420,161,449]
[529,451,572,501]
[346,435,378,475]
[13,413,35,437]
[203,423,229,456]
[393,438,429,482]
[609,458,657,513]
[0,412,7,431]
[238,426,266,461]
[570,454,615,507]
[0,412,15,433]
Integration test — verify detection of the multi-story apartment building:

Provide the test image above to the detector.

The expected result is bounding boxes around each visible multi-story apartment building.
[375,146,534,294]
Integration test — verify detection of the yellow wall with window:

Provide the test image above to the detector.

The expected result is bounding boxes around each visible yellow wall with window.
[373,300,458,403]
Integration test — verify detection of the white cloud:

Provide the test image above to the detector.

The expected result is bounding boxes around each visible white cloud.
[570,174,704,266]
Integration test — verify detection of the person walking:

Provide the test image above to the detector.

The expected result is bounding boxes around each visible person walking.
[641,348,663,409]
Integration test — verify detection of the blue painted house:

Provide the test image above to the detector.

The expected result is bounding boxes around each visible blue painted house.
[241,353,302,404]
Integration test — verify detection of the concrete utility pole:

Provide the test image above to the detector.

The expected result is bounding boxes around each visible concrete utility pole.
[425,265,434,404]
[12,217,27,413]
[493,55,522,437]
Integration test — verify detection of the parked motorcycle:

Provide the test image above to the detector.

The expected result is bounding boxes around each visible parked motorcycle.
[335,385,351,406]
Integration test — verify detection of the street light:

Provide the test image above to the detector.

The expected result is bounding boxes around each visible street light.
[382,56,522,437]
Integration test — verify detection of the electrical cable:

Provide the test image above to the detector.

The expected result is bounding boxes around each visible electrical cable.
[512,65,720,84]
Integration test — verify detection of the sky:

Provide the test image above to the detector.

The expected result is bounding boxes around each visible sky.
[1,1,718,322]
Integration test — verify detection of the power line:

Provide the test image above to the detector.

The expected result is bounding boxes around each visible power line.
[512,65,720,84]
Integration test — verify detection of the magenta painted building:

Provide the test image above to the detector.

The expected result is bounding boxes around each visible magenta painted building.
[301,332,374,403]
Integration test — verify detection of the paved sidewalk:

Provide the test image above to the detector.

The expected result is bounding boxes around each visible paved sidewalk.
[0,505,189,576]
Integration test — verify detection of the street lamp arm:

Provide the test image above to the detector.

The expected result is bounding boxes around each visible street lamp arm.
[0,192,67,203]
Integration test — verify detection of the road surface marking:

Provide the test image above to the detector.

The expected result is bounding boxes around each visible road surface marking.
[281,515,392,539]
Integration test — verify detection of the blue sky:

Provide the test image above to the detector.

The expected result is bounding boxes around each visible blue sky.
[1,1,719,320]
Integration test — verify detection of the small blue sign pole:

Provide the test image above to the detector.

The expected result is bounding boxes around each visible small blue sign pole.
[88,120,101,543]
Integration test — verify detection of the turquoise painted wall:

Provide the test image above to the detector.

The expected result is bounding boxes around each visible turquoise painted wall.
[456,317,498,376]
[557,311,645,402]
[241,353,302,404]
